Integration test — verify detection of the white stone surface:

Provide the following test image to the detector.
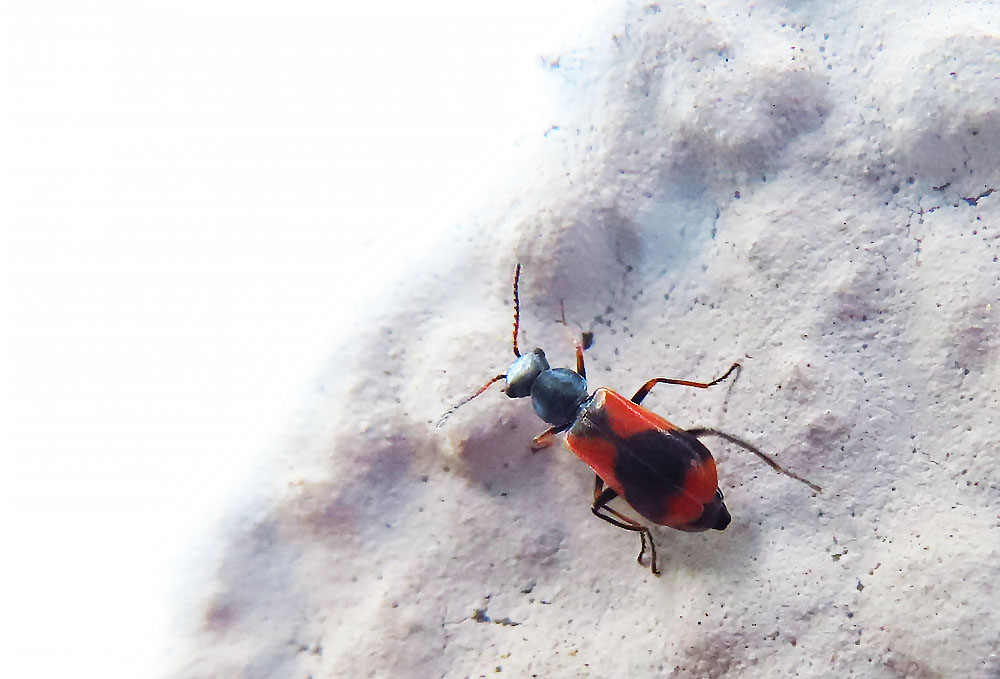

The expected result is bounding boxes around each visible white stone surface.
[169,1,1000,677]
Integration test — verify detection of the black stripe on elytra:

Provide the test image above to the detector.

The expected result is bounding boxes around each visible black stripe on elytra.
[613,428,714,523]
[573,402,717,523]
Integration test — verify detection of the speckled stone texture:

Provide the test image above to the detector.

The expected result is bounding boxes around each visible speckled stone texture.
[169,1,1000,677]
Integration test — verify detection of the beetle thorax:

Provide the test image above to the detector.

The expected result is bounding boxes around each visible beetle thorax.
[530,368,589,426]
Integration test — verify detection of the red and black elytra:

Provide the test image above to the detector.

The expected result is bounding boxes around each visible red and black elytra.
[438,264,820,575]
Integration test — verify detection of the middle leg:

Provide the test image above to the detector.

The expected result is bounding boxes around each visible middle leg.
[591,475,660,575]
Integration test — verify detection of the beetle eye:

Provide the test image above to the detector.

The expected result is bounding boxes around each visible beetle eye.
[505,348,549,398]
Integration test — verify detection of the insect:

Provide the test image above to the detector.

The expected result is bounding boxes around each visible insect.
[438,264,820,574]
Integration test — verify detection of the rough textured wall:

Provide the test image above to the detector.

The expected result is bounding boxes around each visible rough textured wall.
[170,1,1000,677]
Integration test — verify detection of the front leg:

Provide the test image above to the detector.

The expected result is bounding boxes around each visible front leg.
[631,362,741,405]
[531,424,569,452]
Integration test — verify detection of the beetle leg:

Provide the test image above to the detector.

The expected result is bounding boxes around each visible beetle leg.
[556,299,588,379]
[687,428,822,493]
[530,424,569,452]
[591,476,660,575]
[630,362,741,405]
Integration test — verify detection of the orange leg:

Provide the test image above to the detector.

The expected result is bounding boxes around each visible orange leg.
[530,424,568,452]
[631,362,740,404]
[557,298,588,379]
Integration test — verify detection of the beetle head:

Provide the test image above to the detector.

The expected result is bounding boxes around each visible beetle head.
[504,348,549,398]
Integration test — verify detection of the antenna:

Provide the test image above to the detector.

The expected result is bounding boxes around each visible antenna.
[512,263,522,357]
[436,374,505,427]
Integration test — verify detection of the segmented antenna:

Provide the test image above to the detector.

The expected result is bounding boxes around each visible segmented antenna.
[512,263,522,357]
[436,373,505,427]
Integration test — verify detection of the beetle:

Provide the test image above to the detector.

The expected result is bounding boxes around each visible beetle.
[438,264,820,574]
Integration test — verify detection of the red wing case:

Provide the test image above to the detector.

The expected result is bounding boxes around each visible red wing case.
[565,388,730,531]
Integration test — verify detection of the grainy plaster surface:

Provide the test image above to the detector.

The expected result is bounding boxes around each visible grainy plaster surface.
[170,2,1000,677]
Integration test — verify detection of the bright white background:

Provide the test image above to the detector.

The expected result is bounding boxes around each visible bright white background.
[0,2,609,675]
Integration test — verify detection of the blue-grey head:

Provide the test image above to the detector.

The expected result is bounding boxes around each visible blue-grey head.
[503,348,549,397]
